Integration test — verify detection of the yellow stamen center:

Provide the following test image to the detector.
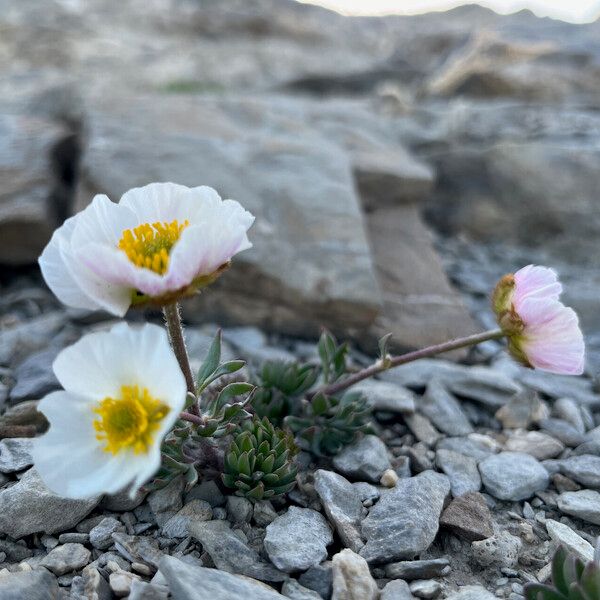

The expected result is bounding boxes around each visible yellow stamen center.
[117,220,189,275]
[93,385,170,455]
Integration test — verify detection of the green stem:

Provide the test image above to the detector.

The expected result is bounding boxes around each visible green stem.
[163,302,199,416]
[315,328,505,399]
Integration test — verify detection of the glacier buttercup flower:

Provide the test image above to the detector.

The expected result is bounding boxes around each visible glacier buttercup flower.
[492,265,584,375]
[32,323,187,498]
[39,183,254,315]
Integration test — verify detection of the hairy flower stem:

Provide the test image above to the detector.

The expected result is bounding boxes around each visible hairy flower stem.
[314,328,506,399]
[163,302,199,415]
[179,411,204,425]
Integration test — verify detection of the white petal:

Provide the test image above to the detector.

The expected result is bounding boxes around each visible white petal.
[53,323,186,408]
[33,391,138,498]
[70,194,138,248]
[38,215,102,311]
[53,330,130,399]
[108,322,187,412]
[119,182,212,224]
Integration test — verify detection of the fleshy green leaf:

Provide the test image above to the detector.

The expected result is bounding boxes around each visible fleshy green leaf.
[196,330,222,392]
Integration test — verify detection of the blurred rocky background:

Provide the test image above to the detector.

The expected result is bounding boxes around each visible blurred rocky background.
[2,0,600,365]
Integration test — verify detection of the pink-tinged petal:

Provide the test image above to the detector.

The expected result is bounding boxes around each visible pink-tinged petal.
[519,299,585,375]
[39,204,132,316]
[513,265,562,308]
[78,242,174,297]
[38,214,101,310]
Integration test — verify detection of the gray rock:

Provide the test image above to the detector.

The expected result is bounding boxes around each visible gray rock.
[384,558,450,581]
[281,579,323,600]
[0,569,61,600]
[420,380,473,436]
[109,570,141,596]
[518,371,599,406]
[435,449,481,497]
[0,438,33,473]
[471,531,521,568]
[331,549,378,600]
[227,496,254,523]
[148,476,184,524]
[185,480,225,507]
[0,312,65,366]
[445,586,496,600]
[0,110,73,267]
[352,380,415,414]
[112,532,164,569]
[265,507,333,573]
[539,419,585,447]
[190,519,285,582]
[554,398,586,433]
[89,517,124,550]
[479,452,549,501]
[365,203,477,355]
[436,437,495,462]
[505,430,565,460]
[10,347,61,401]
[40,542,91,575]
[59,532,89,544]
[439,492,494,542]
[360,471,450,563]
[495,390,548,429]
[71,565,112,600]
[160,555,286,599]
[546,519,595,563]
[558,455,600,488]
[0,538,33,561]
[162,499,213,538]
[0,468,99,538]
[353,481,380,503]
[381,580,415,600]
[573,441,600,457]
[445,369,521,408]
[403,414,442,446]
[128,579,169,600]
[557,490,600,526]
[314,469,364,553]
[254,500,279,527]
[100,488,147,512]
[409,580,442,599]
[332,435,391,483]
[298,562,333,599]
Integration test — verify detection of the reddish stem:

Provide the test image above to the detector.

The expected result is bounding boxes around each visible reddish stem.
[312,328,505,399]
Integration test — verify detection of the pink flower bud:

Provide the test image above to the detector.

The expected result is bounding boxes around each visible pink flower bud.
[493,265,585,375]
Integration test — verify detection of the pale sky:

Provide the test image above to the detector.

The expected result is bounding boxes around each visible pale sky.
[297,0,600,23]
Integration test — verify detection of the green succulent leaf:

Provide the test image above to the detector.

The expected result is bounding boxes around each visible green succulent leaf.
[222,417,298,501]
[318,329,347,384]
[286,391,373,456]
[196,329,222,392]
[524,546,600,600]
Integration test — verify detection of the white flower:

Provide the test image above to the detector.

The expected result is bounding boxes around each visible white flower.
[39,183,254,315]
[32,323,186,499]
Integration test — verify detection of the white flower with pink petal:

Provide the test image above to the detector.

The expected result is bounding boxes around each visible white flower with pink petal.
[39,182,254,316]
[492,265,585,375]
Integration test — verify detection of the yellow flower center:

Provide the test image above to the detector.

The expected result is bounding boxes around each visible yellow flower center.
[93,385,170,455]
[117,220,189,275]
